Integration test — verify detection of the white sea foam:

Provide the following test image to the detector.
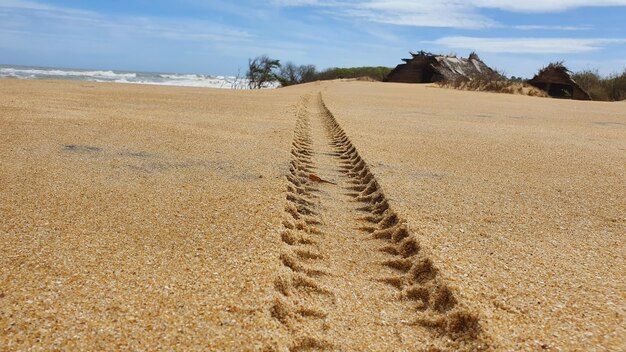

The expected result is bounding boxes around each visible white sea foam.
[0,67,136,79]
[159,73,203,80]
[0,66,272,89]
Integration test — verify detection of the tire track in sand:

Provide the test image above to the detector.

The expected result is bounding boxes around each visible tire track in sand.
[270,93,488,351]
[271,94,336,351]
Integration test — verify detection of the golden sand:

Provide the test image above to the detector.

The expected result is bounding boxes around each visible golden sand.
[1,79,624,350]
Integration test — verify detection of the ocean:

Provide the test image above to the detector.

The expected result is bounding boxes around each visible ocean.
[0,65,258,89]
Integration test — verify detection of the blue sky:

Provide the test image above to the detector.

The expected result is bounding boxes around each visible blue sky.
[1,0,625,77]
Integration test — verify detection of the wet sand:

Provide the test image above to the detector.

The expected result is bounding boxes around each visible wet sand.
[1,79,624,350]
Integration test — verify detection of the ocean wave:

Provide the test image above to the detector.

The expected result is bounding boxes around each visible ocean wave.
[158,73,204,80]
[0,65,275,89]
[0,67,136,79]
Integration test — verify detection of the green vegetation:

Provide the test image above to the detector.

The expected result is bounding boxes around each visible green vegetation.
[572,69,626,101]
[313,66,392,82]
[278,64,393,87]
[246,55,392,88]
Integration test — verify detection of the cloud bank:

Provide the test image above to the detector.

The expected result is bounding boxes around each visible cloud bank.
[431,37,626,54]
[275,0,626,28]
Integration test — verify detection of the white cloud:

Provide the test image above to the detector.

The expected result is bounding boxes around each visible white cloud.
[275,0,496,28]
[0,0,94,15]
[273,0,324,5]
[0,0,253,43]
[513,25,591,31]
[472,0,626,12]
[0,0,60,10]
[431,36,626,54]
[345,1,496,29]
[274,0,626,28]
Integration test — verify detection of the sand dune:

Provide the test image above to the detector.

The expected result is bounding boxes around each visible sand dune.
[1,79,624,350]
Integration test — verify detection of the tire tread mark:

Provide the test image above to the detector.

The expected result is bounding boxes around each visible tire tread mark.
[269,95,335,351]
[317,93,488,351]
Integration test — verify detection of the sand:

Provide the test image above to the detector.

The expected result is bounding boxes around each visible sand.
[1,78,624,351]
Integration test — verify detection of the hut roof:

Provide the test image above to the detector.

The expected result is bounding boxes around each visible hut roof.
[386,51,500,83]
[530,62,575,83]
[528,62,591,100]
[432,55,496,81]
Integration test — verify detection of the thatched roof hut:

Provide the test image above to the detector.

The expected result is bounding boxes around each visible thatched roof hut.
[528,63,591,100]
[384,51,500,83]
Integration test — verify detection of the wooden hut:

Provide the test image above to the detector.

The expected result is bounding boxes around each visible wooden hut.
[528,63,591,100]
[384,51,499,83]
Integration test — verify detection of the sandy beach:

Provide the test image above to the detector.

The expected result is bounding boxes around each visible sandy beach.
[1,79,624,350]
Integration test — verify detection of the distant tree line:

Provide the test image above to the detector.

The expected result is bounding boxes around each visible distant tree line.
[246,55,392,89]
[313,66,392,82]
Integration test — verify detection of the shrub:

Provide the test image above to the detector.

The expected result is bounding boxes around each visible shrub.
[572,69,626,101]
[277,62,317,87]
[438,68,547,97]
[247,55,281,89]
[274,63,393,87]
[313,67,392,81]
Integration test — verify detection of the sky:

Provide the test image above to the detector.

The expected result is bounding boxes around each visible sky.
[1,0,626,78]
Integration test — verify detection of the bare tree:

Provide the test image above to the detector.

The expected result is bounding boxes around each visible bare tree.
[278,62,299,86]
[277,62,317,86]
[228,66,245,89]
[298,64,317,84]
[247,55,281,89]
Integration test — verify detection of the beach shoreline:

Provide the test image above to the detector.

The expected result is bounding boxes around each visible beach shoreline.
[0,66,258,89]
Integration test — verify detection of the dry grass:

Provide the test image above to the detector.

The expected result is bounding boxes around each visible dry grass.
[438,69,548,97]
[440,79,548,97]
[572,69,626,101]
